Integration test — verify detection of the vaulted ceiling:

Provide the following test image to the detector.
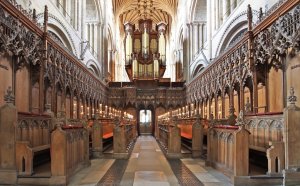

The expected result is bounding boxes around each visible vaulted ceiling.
[113,0,178,27]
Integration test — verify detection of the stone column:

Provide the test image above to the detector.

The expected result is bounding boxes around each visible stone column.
[66,0,71,22]
[230,0,235,12]
[94,23,98,56]
[77,0,82,32]
[75,0,79,30]
[99,23,105,78]
[207,0,212,60]
[97,23,102,62]
[90,23,93,50]
[199,23,203,49]
[108,50,112,75]
[184,24,190,82]
[81,0,86,40]
[193,23,199,56]
[223,0,228,19]
[215,0,219,28]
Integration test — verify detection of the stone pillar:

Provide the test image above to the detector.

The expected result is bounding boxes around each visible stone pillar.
[94,23,98,56]
[199,23,203,49]
[89,23,93,48]
[81,0,86,40]
[66,0,71,22]
[215,0,219,28]
[207,0,212,60]
[193,23,199,56]
[230,0,235,12]
[184,24,190,82]
[99,24,104,78]
[223,0,228,19]
[97,23,101,62]
[0,88,17,184]
[189,23,193,70]
[74,0,78,30]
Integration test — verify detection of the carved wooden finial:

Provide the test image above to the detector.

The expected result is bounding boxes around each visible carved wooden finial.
[95,111,100,120]
[244,97,251,113]
[43,5,48,32]
[173,116,178,127]
[236,110,245,126]
[247,4,253,31]
[259,7,263,21]
[288,87,297,105]
[45,103,51,111]
[33,8,36,21]
[4,86,15,104]
[229,105,235,116]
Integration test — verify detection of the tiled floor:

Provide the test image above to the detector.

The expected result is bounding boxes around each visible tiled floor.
[68,136,233,186]
[68,159,115,186]
[181,158,233,186]
[120,135,179,186]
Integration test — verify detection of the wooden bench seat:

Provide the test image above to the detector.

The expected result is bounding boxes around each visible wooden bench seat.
[181,132,192,140]
[15,113,52,176]
[32,144,50,153]
[249,145,267,152]
[103,132,113,139]
[16,142,51,176]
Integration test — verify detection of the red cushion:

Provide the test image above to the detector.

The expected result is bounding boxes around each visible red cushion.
[181,132,192,139]
[103,132,113,139]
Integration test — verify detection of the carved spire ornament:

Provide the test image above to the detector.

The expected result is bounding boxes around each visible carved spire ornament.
[288,87,297,105]
[236,110,245,127]
[43,5,48,33]
[244,97,251,113]
[247,4,253,31]
[32,8,36,22]
[259,7,263,21]
[4,86,15,104]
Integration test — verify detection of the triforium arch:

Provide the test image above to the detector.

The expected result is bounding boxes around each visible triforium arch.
[87,60,101,78]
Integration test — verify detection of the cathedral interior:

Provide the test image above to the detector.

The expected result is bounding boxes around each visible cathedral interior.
[1,0,300,185]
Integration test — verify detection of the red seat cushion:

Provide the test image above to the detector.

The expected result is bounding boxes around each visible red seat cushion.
[181,132,192,139]
[103,132,113,139]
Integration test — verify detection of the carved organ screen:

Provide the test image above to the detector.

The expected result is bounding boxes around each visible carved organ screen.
[124,19,167,81]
